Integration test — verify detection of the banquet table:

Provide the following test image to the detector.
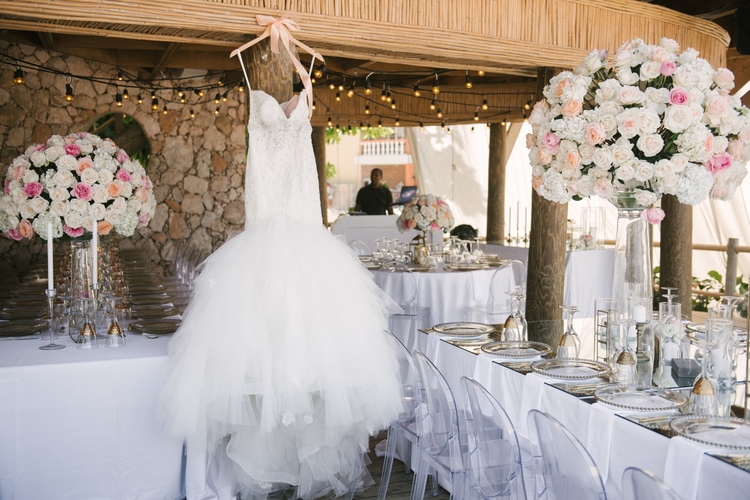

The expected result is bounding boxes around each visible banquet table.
[417,326,750,499]
[0,329,184,500]
[371,264,514,326]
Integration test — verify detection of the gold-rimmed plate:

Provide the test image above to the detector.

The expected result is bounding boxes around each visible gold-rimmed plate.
[444,263,489,272]
[0,307,47,320]
[594,384,688,411]
[531,358,610,380]
[481,340,551,359]
[432,322,494,337]
[0,320,49,337]
[130,306,180,319]
[128,319,181,335]
[670,416,750,450]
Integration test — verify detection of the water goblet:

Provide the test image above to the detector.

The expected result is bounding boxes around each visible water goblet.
[689,338,718,416]
[611,323,637,389]
[39,290,65,351]
[556,305,580,359]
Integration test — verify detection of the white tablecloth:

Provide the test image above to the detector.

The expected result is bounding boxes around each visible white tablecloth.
[0,332,184,500]
[372,265,513,325]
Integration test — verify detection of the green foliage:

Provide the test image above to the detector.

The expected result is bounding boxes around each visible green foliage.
[691,270,748,317]
[325,162,336,180]
[325,126,396,143]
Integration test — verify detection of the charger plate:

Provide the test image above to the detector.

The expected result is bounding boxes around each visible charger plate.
[594,384,688,411]
[130,306,179,319]
[0,307,46,320]
[0,320,49,337]
[481,340,551,358]
[444,263,489,271]
[531,358,610,380]
[433,322,494,337]
[670,416,750,450]
[128,319,181,335]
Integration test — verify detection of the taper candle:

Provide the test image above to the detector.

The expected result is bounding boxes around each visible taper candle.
[47,222,54,289]
[92,221,98,286]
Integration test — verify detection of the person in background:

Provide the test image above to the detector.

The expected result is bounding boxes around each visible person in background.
[354,168,394,215]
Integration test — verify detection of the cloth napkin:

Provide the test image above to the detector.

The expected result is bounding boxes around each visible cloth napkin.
[472,353,497,392]
[663,436,713,500]
[586,402,621,482]
[517,372,547,439]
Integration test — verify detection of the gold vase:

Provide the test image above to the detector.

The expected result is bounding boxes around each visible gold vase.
[413,243,429,266]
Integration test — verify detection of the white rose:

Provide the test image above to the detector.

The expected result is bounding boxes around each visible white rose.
[22,169,39,184]
[637,133,665,157]
[98,169,114,184]
[659,38,681,54]
[644,87,670,115]
[671,153,689,172]
[595,79,622,104]
[640,60,662,80]
[48,186,68,202]
[638,109,661,135]
[616,68,639,86]
[55,154,78,171]
[617,108,642,139]
[634,189,659,207]
[92,184,109,204]
[714,67,735,90]
[128,197,143,212]
[104,209,122,226]
[650,46,672,63]
[611,141,634,165]
[663,105,693,133]
[69,198,89,214]
[654,159,676,178]
[45,146,65,163]
[18,201,34,219]
[29,150,47,167]
[578,143,595,163]
[110,197,127,215]
[89,203,106,220]
[574,49,605,75]
[592,147,614,168]
[50,200,68,217]
[599,114,618,138]
[29,197,49,214]
[615,162,636,182]
[64,210,85,229]
[713,135,729,154]
[119,182,133,198]
[634,160,656,182]
[52,170,76,188]
[618,86,645,105]
[677,47,700,64]
[80,167,100,185]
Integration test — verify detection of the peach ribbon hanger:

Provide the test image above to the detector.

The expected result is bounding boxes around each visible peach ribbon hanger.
[231,15,323,119]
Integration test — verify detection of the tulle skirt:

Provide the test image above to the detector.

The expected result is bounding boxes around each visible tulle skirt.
[159,216,403,499]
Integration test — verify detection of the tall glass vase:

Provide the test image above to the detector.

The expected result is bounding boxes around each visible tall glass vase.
[68,239,94,339]
[610,191,653,316]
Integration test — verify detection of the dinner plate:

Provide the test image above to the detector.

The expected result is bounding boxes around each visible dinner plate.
[670,416,750,450]
[432,322,494,337]
[594,384,688,411]
[0,307,46,320]
[130,306,180,319]
[481,340,551,358]
[531,358,611,380]
[444,263,489,271]
[128,319,181,335]
[128,295,173,306]
[0,320,49,337]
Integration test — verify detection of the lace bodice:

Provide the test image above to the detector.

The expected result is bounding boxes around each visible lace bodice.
[245,90,321,227]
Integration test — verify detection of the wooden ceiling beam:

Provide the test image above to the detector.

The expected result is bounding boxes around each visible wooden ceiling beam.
[147,42,182,80]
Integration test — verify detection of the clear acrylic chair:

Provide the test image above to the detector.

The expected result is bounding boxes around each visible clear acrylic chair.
[461,376,527,499]
[527,409,606,500]
[464,259,525,325]
[379,261,431,352]
[377,331,432,500]
[410,351,467,500]
[621,467,681,500]
[348,239,371,256]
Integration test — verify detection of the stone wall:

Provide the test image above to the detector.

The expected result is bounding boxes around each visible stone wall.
[0,41,248,283]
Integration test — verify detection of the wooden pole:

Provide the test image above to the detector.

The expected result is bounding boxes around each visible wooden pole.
[526,67,567,336]
[659,194,693,318]
[312,126,327,226]
[486,123,506,243]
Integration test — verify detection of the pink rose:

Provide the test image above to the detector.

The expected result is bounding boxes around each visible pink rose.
[668,87,689,105]
[705,94,729,116]
[6,228,23,241]
[660,61,676,76]
[584,122,606,146]
[65,144,81,156]
[72,182,93,201]
[565,149,581,169]
[739,126,750,143]
[10,165,25,181]
[704,153,733,175]
[641,207,665,224]
[116,150,130,163]
[543,132,561,153]
[554,77,571,98]
[138,214,150,224]
[4,180,10,195]
[142,176,152,189]
[526,133,537,148]
[63,225,85,238]
[537,148,553,165]
[32,144,46,152]
[77,157,93,174]
[115,169,132,182]
[561,100,583,117]
[23,182,43,198]
[532,176,544,190]
[18,220,34,239]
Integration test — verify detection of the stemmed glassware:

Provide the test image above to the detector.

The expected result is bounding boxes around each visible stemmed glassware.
[689,337,718,416]
[611,321,637,389]
[655,288,682,385]
[39,289,65,351]
[502,288,527,342]
[556,305,580,359]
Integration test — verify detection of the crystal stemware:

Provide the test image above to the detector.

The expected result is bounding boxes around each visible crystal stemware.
[556,305,580,359]
[689,337,717,416]
[502,289,527,342]
[611,321,637,389]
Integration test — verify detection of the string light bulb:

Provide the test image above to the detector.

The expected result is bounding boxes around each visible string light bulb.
[194,89,204,97]
[218,74,225,87]
[395,116,400,126]
[64,83,74,102]
[214,107,220,115]
[412,83,421,97]
[237,80,246,93]
[364,104,370,115]
[430,99,437,110]
[222,92,228,102]
[524,100,532,111]
[151,97,159,111]
[347,82,355,98]
[481,97,489,110]
[380,85,388,101]
[337,81,345,92]
[477,69,485,77]
[122,88,129,100]
[162,105,168,115]
[378,119,382,128]
[390,99,396,110]
[115,92,123,107]
[312,100,316,111]
[214,93,221,104]
[436,108,443,118]
[327,76,335,90]
[13,65,24,85]
[327,116,333,126]
[313,64,325,79]
[335,92,341,102]
[137,95,143,104]
[474,111,479,121]
[190,109,196,119]
[363,77,372,95]
[465,70,473,89]
[117,71,123,81]
[419,122,424,132]
[432,74,440,94]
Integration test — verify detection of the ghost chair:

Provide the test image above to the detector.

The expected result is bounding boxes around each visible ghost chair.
[378,260,431,352]
[621,467,681,500]
[461,377,527,499]
[377,331,434,500]
[526,409,606,500]
[347,239,371,256]
[464,260,525,327]
[410,351,467,500]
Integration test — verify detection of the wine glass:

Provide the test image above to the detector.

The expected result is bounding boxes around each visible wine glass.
[39,291,65,351]
[688,337,717,416]
[556,305,580,359]
[611,321,637,389]
[502,289,527,342]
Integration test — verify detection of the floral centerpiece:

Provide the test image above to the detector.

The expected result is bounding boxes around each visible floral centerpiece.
[0,132,156,240]
[527,37,750,218]
[396,194,454,235]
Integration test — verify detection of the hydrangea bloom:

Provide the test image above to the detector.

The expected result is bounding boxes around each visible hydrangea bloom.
[396,194,455,234]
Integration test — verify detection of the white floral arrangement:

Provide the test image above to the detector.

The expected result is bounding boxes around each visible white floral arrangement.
[527,37,750,216]
[0,132,156,240]
[397,194,454,233]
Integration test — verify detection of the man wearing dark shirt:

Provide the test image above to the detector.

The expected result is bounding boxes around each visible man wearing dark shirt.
[355,168,394,215]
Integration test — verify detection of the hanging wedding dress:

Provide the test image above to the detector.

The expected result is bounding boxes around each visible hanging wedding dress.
[159,88,403,499]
